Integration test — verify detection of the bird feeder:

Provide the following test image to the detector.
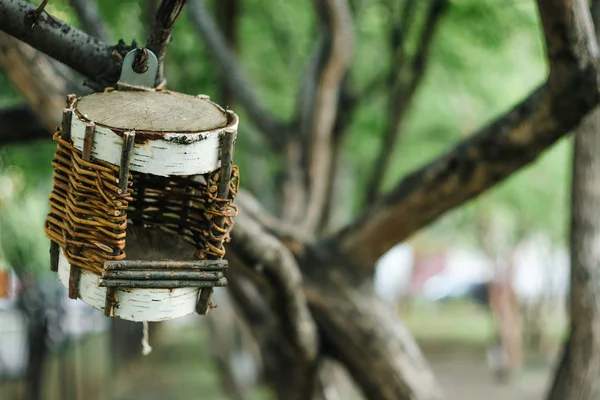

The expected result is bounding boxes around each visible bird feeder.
[44,49,239,322]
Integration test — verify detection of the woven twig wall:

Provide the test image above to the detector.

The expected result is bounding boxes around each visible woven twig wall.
[44,129,239,275]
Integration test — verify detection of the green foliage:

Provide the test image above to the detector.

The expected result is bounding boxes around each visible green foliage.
[346,0,564,247]
[0,186,51,275]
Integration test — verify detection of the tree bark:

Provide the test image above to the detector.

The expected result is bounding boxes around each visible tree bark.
[547,0,600,396]
[547,108,600,399]
[303,250,443,400]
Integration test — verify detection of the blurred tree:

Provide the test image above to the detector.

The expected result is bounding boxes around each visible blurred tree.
[547,1,600,398]
[0,0,599,399]
[548,108,600,400]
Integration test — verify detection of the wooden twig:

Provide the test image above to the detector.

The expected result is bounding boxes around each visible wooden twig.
[27,0,50,28]
[104,287,117,317]
[68,265,81,299]
[102,270,224,280]
[196,128,236,314]
[60,108,72,142]
[100,277,228,288]
[118,131,135,194]
[49,241,59,272]
[217,130,236,202]
[82,122,95,161]
[104,259,228,270]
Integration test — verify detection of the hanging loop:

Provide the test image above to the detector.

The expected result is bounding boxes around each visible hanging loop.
[118,48,158,91]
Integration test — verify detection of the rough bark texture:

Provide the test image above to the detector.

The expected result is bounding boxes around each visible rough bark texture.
[547,108,600,399]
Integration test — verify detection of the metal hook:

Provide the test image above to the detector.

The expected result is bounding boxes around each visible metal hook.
[118,49,158,90]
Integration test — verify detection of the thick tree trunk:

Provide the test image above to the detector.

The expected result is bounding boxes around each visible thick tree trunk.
[547,109,600,399]
[302,248,443,400]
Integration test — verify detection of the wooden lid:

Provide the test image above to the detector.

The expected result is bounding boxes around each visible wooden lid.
[75,90,228,133]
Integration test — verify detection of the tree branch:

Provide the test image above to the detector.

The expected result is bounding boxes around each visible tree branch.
[235,189,310,245]
[0,105,49,145]
[225,259,319,400]
[302,247,443,400]
[230,211,319,364]
[215,0,239,105]
[318,79,358,233]
[0,32,86,129]
[146,0,187,87]
[187,0,286,149]
[329,0,600,268]
[300,0,355,234]
[364,0,447,206]
[0,0,129,89]
[69,0,111,42]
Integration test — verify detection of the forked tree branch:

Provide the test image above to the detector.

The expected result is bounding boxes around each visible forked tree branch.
[364,0,447,206]
[146,0,187,86]
[330,0,600,269]
[231,211,319,364]
[0,0,126,89]
[300,0,355,234]
[69,0,111,42]
[188,0,286,149]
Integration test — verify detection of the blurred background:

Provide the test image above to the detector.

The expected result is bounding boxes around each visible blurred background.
[0,0,573,399]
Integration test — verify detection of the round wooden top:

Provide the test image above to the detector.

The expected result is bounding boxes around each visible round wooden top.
[75,90,228,133]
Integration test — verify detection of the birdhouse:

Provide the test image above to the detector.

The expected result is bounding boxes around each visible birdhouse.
[44,49,239,322]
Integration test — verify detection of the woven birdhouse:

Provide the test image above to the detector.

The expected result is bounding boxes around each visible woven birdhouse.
[44,49,239,322]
